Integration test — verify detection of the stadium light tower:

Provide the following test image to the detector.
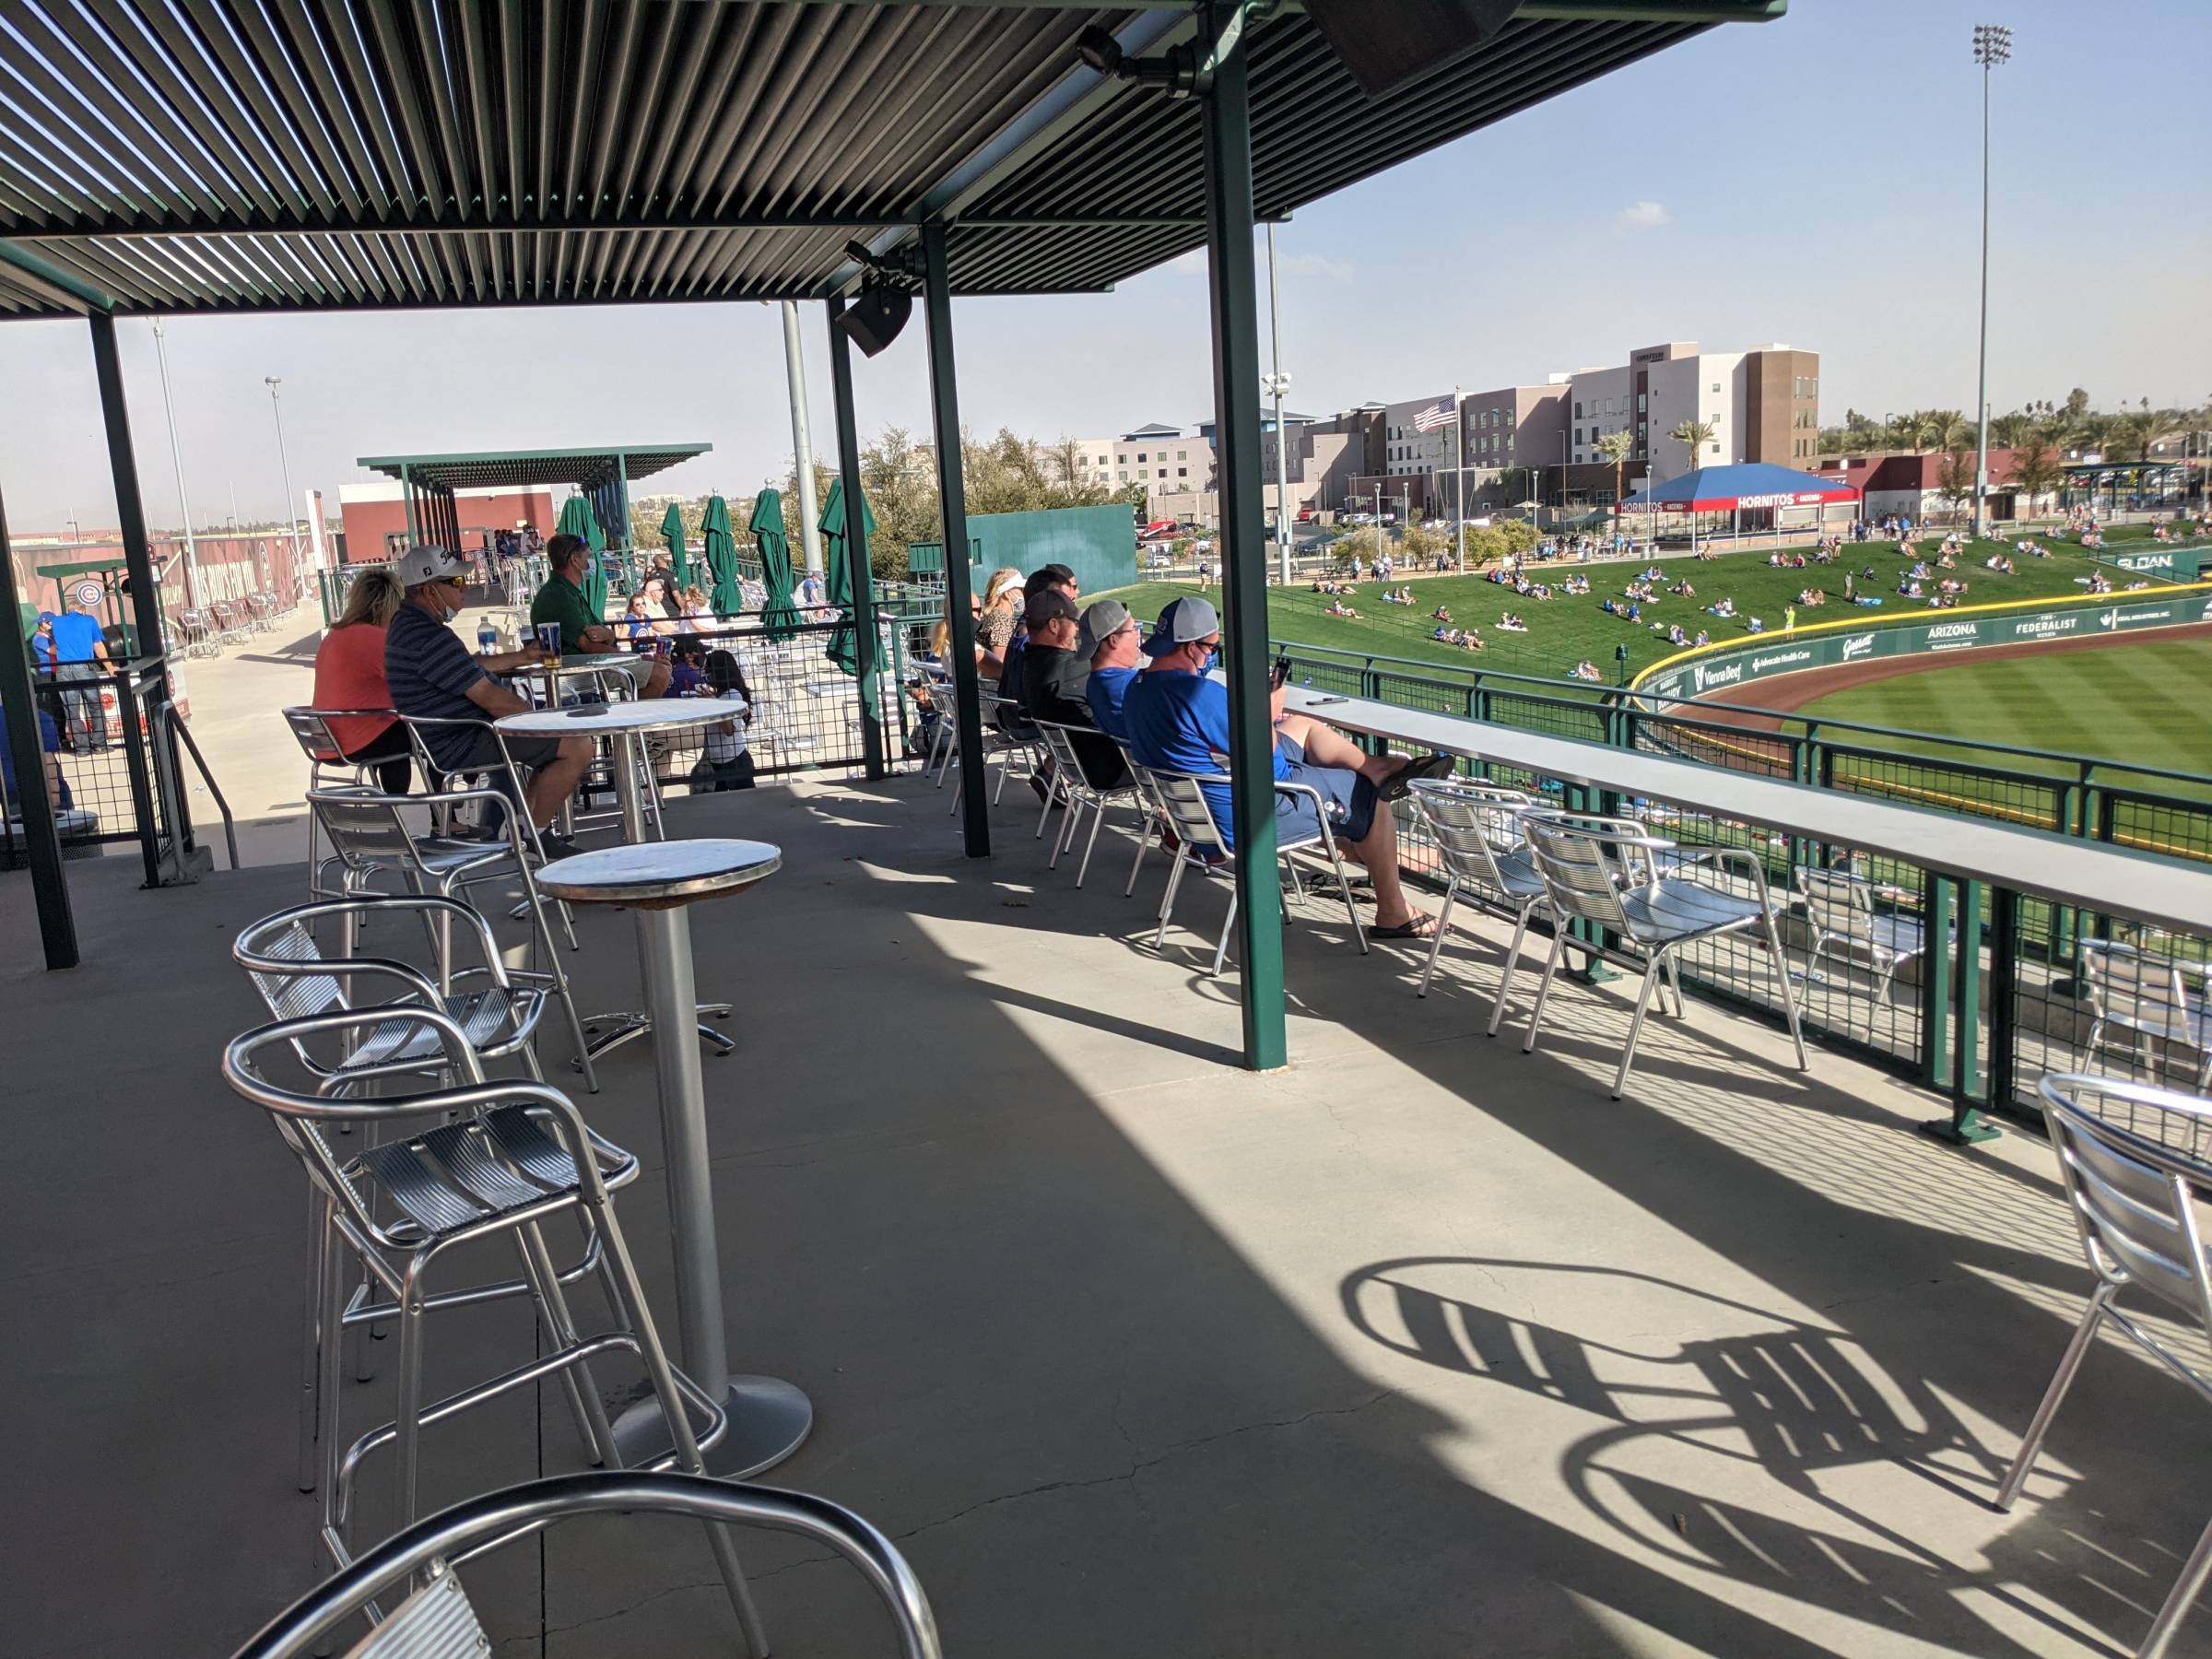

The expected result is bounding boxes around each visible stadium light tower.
[1971,22,2011,539]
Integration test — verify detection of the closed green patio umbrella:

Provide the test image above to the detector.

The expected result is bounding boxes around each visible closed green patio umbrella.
[660,500,690,592]
[700,495,743,618]
[818,476,877,676]
[556,494,607,621]
[751,488,803,640]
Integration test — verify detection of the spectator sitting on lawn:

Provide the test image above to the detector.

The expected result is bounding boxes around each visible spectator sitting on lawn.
[1431,605,1452,622]
[1668,577,1694,597]
[1326,599,1360,618]
[1665,623,1689,646]
[1694,629,1712,646]
[1900,578,1924,598]
[1498,612,1528,632]
[1746,615,1766,634]
[1570,659,1603,681]
[1709,596,1735,618]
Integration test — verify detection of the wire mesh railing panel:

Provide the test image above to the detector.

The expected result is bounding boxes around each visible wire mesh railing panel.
[2006,909,2212,1130]
[0,665,174,873]
[1481,688,1609,745]
[1823,743,2068,833]
[2100,786,2212,870]
[1631,712,1799,781]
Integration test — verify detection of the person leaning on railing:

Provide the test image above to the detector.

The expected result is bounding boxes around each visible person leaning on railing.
[528,532,672,698]
[311,567,414,794]
[1122,595,1451,942]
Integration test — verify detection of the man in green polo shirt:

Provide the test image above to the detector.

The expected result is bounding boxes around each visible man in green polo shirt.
[530,533,670,698]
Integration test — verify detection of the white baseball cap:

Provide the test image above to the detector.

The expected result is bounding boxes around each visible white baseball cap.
[395,543,472,587]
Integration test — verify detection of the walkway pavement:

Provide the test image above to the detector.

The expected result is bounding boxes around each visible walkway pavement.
[5,770,2206,1656]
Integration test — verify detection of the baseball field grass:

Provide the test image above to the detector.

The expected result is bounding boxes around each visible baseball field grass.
[1796,635,2212,781]
[1098,524,2201,683]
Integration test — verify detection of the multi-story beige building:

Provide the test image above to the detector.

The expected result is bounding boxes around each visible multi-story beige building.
[1069,423,1215,500]
[1570,341,1819,487]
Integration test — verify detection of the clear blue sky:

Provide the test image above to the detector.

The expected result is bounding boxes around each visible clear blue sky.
[2,0,2205,534]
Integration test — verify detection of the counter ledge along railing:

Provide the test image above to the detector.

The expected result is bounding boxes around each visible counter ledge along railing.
[1278,683,2212,1147]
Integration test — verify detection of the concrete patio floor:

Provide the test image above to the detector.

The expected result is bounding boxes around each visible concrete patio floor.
[6,768,2209,1657]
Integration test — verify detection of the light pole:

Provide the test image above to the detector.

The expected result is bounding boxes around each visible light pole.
[1971,22,2011,539]
[148,320,203,609]
[1263,222,1291,585]
[265,376,306,589]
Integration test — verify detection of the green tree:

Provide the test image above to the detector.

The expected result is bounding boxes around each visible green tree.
[2006,440,2062,511]
[1936,447,1976,516]
[2063,386,2090,420]
[1667,418,1717,471]
[1594,429,1636,514]
[1402,522,1448,566]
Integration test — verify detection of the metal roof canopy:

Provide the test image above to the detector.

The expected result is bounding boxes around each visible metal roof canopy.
[358,444,712,493]
[0,1,1783,317]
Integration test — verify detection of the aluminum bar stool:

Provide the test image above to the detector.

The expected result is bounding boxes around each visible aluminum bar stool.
[1406,778,1551,1031]
[229,1471,939,1659]
[1147,768,1368,976]
[1519,809,1808,1100]
[222,1010,763,1650]
[1996,1073,2212,1658]
[310,788,594,1092]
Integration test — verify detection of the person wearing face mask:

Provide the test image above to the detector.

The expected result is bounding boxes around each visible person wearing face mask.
[384,544,590,846]
[1122,595,1449,940]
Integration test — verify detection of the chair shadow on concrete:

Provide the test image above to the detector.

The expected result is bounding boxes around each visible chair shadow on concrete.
[1343,1256,2183,1657]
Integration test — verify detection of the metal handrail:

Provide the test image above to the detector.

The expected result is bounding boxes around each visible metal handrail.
[156,699,238,870]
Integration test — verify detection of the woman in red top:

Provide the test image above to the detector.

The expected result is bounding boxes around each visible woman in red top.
[312,569,411,793]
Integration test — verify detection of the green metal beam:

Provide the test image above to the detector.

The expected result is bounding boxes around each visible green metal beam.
[0,237,112,313]
[0,476,77,967]
[921,223,992,857]
[88,312,168,667]
[823,296,888,782]
[5,212,1226,241]
[1199,1,1288,1071]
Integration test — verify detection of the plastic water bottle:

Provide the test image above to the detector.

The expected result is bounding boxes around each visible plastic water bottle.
[477,618,498,654]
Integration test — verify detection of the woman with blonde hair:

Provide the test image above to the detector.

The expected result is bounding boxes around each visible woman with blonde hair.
[975,565,1022,679]
[310,566,412,793]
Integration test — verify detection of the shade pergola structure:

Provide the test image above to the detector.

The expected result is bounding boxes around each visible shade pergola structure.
[0,0,1790,1065]
[356,443,712,565]
[1623,462,1859,544]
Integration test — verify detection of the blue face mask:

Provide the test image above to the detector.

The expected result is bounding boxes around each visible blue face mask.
[1202,646,1219,674]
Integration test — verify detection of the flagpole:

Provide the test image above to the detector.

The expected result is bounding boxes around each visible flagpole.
[1453,387,1465,572]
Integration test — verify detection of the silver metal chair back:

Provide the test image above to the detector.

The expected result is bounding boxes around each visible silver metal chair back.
[1994,1072,2212,1658]
[1406,779,1546,1018]
[1031,718,1141,883]
[1796,865,1927,1001]
[1520,808,1640,937]
[285,707,397,897]
[2081,941,2211,1088]
[229,1471,940,1659]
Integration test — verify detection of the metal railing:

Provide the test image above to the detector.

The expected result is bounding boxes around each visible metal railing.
[0,653,231,885]
[1266,653,2212,1139]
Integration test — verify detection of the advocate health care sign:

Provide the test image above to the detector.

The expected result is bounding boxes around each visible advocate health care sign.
[1638,594,2212,703]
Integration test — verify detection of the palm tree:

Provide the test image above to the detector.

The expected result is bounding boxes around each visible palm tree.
[1925,409,1970,453]
[1667,418,1717,475]
[1595,429,1636,518]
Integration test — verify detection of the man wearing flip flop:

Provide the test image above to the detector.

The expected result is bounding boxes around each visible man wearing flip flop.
[1124,595,1450,940]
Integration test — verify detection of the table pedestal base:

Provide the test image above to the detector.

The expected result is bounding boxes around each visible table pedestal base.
[573,1002,734,1065]
[611,1373,813,1478]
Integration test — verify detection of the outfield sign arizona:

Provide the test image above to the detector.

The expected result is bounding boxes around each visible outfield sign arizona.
[1638,594,2212,703]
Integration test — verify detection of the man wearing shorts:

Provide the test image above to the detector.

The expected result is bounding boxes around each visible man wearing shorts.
[1123,595,1447,940]
[385,543,588,846]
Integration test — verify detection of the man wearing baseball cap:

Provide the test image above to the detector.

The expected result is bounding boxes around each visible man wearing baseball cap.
[383,544,588,845]
[1078,598,1142,741]
[1123,594,1449,940]
[1019,588,1124,790]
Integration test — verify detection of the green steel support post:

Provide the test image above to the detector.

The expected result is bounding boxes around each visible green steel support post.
[920,220,990,857]
[1920,873,1957,1086]
[88,313,168,667]
[616,453,630,555]
[0,477,76,968]
[1199,3,1287,1070]
[401,465,417,547]
[1923,876,2002,1145]
[823,296,887,782]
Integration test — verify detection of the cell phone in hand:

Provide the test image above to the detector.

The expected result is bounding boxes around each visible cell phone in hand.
[1271,654,1292,689]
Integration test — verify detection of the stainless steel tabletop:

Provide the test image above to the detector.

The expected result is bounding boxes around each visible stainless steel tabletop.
[496,696,739,737]
[536,839,782,906]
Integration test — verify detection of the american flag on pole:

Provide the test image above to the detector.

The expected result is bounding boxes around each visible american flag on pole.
[1412,397,1454,433]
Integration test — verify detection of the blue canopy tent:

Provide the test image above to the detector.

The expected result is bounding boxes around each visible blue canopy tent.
[1622,463,1860,548]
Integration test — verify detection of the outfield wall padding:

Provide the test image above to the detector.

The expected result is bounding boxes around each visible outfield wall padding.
[1635,588,2212,704]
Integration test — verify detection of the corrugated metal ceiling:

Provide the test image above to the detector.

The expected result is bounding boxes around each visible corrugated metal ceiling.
[0,3,1725,317]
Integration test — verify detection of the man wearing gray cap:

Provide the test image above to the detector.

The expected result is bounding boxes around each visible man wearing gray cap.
[1123,594,1448,939]
[384,543,589,845]
[1078,598,1142,742]
[1019,589,1125,790]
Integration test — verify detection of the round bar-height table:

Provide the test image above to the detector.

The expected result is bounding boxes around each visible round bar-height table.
[498,696,745,1061]
[535,838,812,1477]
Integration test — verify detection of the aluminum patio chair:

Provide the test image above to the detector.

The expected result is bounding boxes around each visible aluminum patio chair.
[175,607,219,658]
[1994,1073,2212,1659]
[229,1471,940,1659]
[283,707,401,900]
[944,697,1029,816]
[1405,778,1553,1031]
[1518,809,1807,1100]
[1796,864,1930,1003]
[222,1012,760,1641]
[308,786,594,1093]
[2079,939,2212,1090]
[1148,767,1369,977]
[1032,719,1146,886]
[1114,740,1176,900]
